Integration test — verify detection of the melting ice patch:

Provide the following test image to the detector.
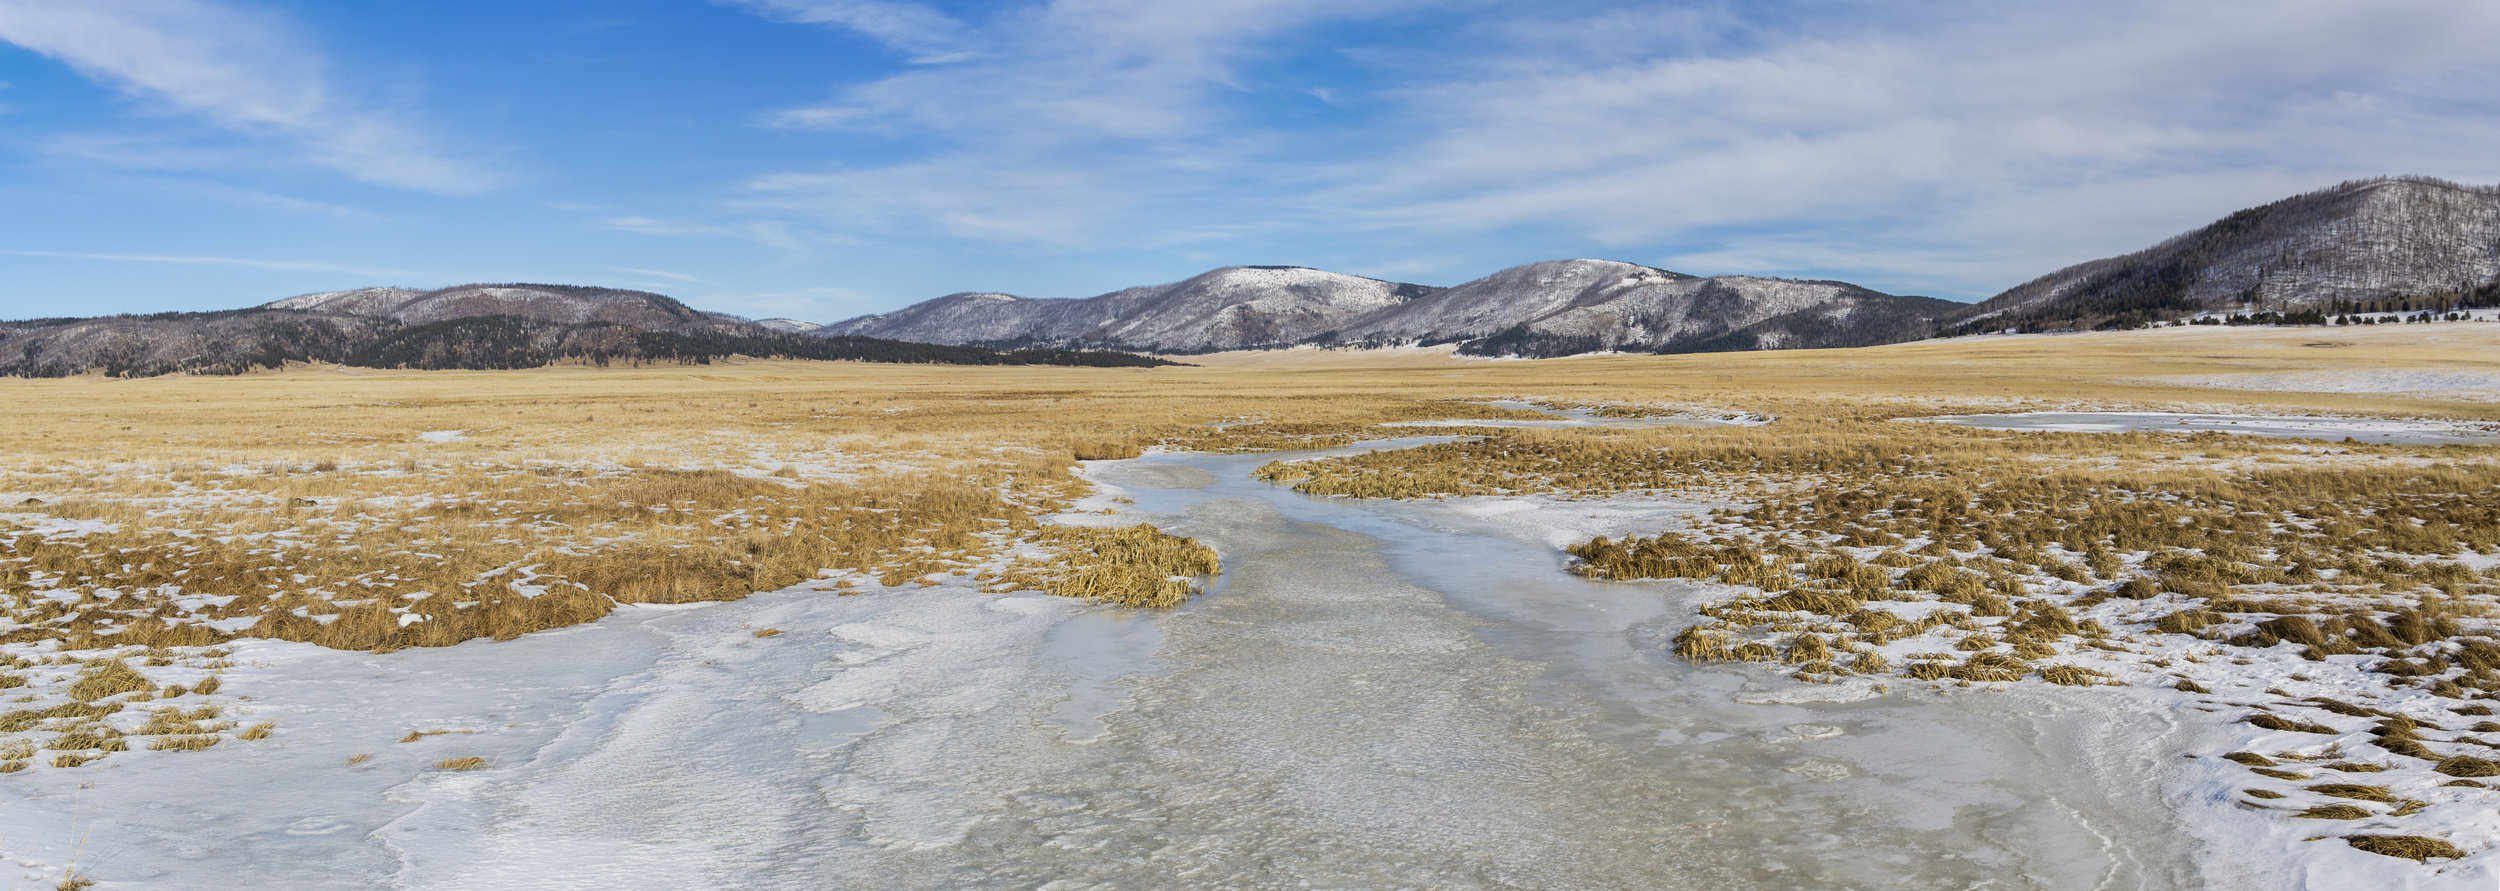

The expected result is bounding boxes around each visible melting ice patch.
[1910,411,2500,445]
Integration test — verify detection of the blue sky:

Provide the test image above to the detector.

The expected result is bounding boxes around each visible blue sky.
[3,0,2498,322]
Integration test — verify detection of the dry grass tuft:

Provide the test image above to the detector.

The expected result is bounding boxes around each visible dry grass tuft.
[2295,804,2374,819]
[2039,664,2113,687]
[2307,783,2398,802]
[434,756,489,771]
[66,661,152,702]
[2346,834,2467,862]
[1000,524,1221,608]
[2248,714,2339,734]
[1069,435,1144,461]
[2434,755,2500,777]
[238,721,275,741]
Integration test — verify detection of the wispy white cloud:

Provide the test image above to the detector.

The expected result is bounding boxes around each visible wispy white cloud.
[709,0,2500,298]
[0,0,493,193]
[719,0,977,63]
[725,0,1438,248]
[606,215,802,249]
[1328,0,2500,295]
[692,284,885,320]
[609,266,702,282]
[1,249,416,277]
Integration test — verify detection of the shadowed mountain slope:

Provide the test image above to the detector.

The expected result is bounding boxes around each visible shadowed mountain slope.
[1953,177,2500,333]
[2,285,1174,377]
[823,266,1442,353]
[824,260,1936,357]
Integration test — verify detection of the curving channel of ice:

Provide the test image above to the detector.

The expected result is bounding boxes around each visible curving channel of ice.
[8,439,2360,889]
[1913,411,2500,445]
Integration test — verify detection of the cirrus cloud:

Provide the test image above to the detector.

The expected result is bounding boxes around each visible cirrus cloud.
[0,0,495,193]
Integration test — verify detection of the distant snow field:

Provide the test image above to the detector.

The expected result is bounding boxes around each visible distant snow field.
[2157,370,2500,401]
[1912,411,2500,445]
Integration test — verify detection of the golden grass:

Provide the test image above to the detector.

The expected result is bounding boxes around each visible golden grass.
[2307,783,2398,802]
[2347,834,2468,862]
[0,322,2488,782]
[3,324,2483,652]
[1267,403,2500,705]
[2434,755,2500,777]
[990,524,1222,608]
[434,756,489,771]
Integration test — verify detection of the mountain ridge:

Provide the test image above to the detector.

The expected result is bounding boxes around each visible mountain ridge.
[1951,176,2500,333]
[12,175,2496,375]
[0,285,1176,377]
[823,259,1942,357]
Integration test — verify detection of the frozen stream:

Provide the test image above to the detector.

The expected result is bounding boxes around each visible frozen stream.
[6,440,2248,889]
[1914,411,2500,445]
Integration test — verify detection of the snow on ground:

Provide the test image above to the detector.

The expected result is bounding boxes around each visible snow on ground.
[415,431,466,443]
[1422,491,2500,887]
[2154,370,2500,401]
[5,439,2486,887]
[1911,411,2500,445]
[1433,493,1724,551]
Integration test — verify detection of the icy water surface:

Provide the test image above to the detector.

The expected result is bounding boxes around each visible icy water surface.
[7,440,2228,889]
[1917,411,2500,445]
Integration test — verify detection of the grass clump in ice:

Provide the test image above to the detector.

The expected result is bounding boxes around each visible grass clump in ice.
[2294,804,2373,820]
[2038,664,2113,686]
[2433,755,2500,777]
[994,524,1221,608]
[1069,435,1143,461]
[2346,835,2467,862]
[434,756,489,771]
[2306,783,2397,802]
[66,660,152,702]
[2247,713,2337,734]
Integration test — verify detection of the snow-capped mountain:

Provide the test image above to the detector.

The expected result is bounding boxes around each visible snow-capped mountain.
[822,266,1441,353]
[267,283,740,330]
[1957,177,2500,332]
[2,282,1165,377]
[822,260,1940,356]
[1332,260,1952,355]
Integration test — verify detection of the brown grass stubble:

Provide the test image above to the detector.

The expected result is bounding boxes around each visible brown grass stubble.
[4,322,2492,656]
[0,324,2487,809]
[0,360,1571,659]
[1252,405,2500,854]
[1257,421,2500,690]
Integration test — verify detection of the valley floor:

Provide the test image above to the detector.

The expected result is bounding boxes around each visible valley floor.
[2,322,2497,888]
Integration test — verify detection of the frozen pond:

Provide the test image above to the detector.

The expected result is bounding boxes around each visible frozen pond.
[1914,411,2500,445]
[9,439,2265,889]
[1382,399,1765,430]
